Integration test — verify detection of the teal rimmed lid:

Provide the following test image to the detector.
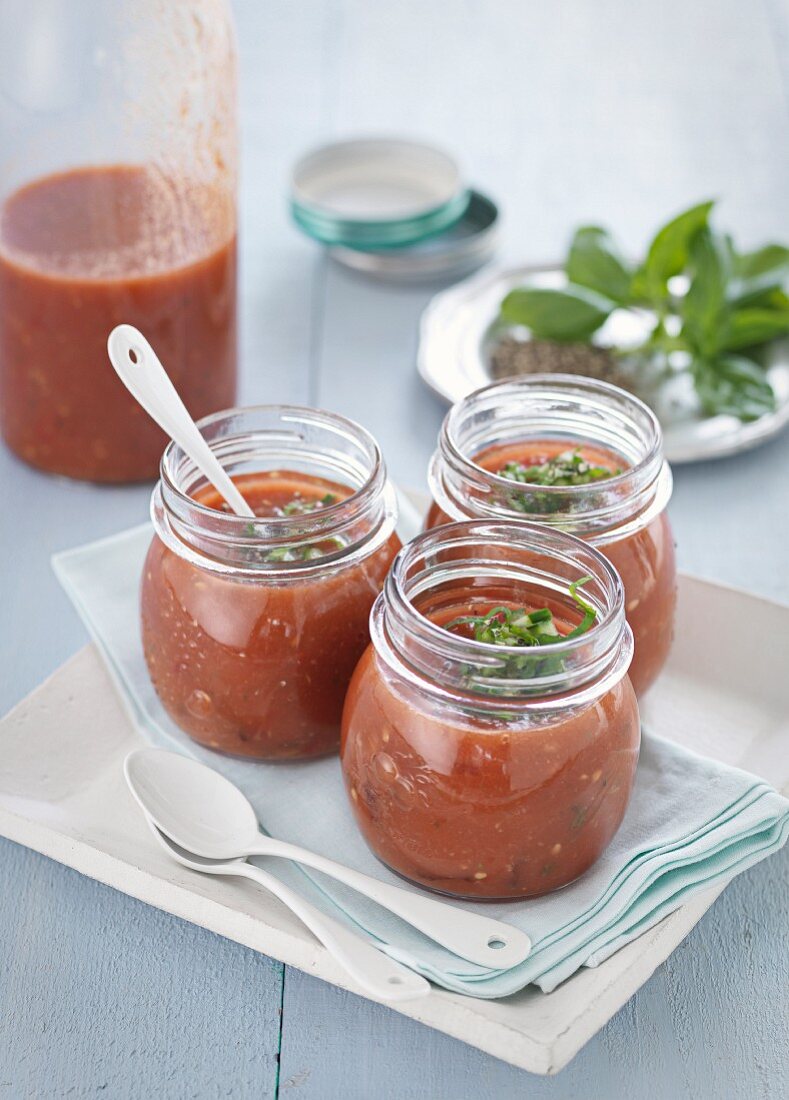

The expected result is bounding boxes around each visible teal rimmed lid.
[329,190,499,281]
[291,138,470,250]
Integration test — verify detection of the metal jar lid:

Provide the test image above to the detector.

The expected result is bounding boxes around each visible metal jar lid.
[290,137,470,249]
[329,189,499,282]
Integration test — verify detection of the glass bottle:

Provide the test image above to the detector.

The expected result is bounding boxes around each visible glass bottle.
[0,0,238,481]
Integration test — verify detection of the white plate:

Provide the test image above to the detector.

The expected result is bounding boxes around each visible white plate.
[417,265,789,465]
[1,565,787,1075]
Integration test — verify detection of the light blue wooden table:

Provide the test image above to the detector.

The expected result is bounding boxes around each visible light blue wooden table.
[1,1,788,1096]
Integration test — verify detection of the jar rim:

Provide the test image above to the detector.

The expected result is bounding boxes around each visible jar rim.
[372,519,633,709]
[160,403,384,523]
[445,373,663,483]
[153,404,397,576]
[432,374,671,540]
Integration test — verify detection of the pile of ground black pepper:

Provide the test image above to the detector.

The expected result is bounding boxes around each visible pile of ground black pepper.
[489,336,636,392]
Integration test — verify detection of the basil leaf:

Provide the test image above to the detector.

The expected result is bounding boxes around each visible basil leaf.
[693,355,776,421]
[681,227,731,356]
[566,226,633,303]
[500,285,614,342]
[729,247,789,310]
[643,200,714,299]
[729,279,789,311]
[733,244,789,280]
[719,308,789,351]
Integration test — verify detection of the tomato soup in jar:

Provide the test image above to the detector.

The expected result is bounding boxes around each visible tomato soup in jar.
[0,165,237,481]
[141,406,400,760]
[341,520,640,900]
[426,375,676,696]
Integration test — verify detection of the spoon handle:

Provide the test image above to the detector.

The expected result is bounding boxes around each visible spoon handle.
[107,325,254,518]
[248,837,531,970]
[231,862,429,1003]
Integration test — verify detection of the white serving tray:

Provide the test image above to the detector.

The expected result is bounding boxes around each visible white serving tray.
[1,573,788,1076]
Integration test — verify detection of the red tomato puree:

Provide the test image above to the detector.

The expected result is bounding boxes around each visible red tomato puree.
[427,438,676,697]
[141,471,400,760]
[0,165,236,481]
[341,594,640,899]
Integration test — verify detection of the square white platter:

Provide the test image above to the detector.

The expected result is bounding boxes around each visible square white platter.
[1,572,787,1076]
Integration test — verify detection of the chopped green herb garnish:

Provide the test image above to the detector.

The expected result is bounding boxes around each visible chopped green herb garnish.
[496,450,619,516]
[447,604,560,646]
[260,536,345,564]
[280,492,337,517]
[447,576,596,648]
[262,546,291,563]
[446,577,597,688]
[241,492,343,564]
[565,576,597,639]
[500,450,619,488]
[570,805,588,832]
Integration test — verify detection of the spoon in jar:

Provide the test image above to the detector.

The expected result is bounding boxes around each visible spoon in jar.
[125,748,533,969]
[143,817,429,1003]
[107,324,253,518]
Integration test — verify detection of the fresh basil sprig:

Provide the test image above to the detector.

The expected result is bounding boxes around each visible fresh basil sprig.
[499,201,789,421]
[567,226,633,304]
[637,200,715,303]
[500,285,613,342]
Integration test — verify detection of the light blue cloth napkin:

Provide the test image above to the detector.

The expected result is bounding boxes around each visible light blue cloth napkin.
[52,499,789,996]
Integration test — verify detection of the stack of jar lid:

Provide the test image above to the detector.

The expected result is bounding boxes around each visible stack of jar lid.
[290,138,498,281]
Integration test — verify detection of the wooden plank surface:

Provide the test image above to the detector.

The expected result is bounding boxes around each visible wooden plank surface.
[276,847,789,1099]
[0,838,283,1099]
[1,0,788,1096]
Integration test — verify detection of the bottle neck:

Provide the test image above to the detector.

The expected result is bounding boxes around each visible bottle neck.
[152,405,397,577]
[371,520,633,714]
[429,375,671,542]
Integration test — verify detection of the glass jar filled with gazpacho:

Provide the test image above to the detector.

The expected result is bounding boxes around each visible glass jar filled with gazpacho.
[0,1,238,481]
[142,406,401,760]
[426,376,676,696]
[341,520,639,900]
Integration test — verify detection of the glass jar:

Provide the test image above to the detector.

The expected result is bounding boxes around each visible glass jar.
[141,406,400,760]
[341,520,640,900]
[0,0,237,481]
[426,376,676,696]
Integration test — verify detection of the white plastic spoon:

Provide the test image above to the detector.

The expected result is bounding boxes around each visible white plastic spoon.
[107,324,253,518]
[142,818,429,1003]
[125,749,532,969]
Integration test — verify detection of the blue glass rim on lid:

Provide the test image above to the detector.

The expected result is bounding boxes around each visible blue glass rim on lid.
[290,137,469,249]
